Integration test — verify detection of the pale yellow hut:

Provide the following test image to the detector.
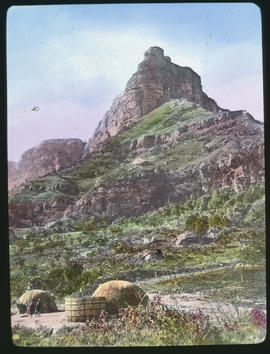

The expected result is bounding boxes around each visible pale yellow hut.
[17,289,58,314]
[92,280,149,314]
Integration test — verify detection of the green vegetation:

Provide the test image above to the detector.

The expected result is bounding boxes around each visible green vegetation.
[116,101,212,142]
[12,302,266,346]
[185,213,229,235]
[9,184,265,304]
[8,94,266,346]
[9,181,265,346]
[155,264,265,300]
[9,175,78,202]
[9,101,213,199]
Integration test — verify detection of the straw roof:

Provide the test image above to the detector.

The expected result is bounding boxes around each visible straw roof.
[17,289,58,313]
[92,280,148,314]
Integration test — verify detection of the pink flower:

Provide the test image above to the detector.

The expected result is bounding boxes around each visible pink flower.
[251,309,266,328]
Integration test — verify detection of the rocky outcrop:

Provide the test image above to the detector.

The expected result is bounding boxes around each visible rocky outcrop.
[8,139,86,190]
[9,197,73,227]
[126,107,263,153]
[83,47,221,156]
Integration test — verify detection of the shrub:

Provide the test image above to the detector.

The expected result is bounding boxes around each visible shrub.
[208,189,233,210]
[208,214,229,228]
[11,302,266,346]
[242,185,265,204]
[43,260,84,298]
[112,241,134,253]
[185,214,209,235]
[158,228,177,238]
[15,239,28,252]
[81,216,97,235]
[110,225,123,235]
[250,309,266,328]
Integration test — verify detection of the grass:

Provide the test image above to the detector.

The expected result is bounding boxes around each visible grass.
[116,101,213,143]
[12,301,266,346]
[154,264,266,301]
[147,137,205,170]
[9,175,78,202]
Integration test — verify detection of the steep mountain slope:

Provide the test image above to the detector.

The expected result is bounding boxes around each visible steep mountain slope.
[9,98,264,227]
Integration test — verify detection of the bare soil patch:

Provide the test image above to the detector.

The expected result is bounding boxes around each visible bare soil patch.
[11,311,85,331]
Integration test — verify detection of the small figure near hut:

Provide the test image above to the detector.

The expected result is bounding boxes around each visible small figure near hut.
[17,289,58,314]
[35,299,41,317]
[26,302,31,316]
[28,301,34,317]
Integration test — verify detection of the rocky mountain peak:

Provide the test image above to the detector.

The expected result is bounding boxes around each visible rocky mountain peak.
[83,47,221,156]
[141,46,169,65]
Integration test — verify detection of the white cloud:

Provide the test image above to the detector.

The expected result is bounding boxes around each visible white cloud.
[38,28,168,90]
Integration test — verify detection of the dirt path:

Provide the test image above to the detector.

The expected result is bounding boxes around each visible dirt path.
[11,292,263,332]
[11,311,85,332]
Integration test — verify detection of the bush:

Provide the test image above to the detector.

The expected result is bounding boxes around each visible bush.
[112,241,134,254]
[11,301,266,346]
[43,260,84,298]
[110,225,123,235]
[208,189,233,210]
[158,228,177,238]
[208,214,229,228]
[185,214,209,235]
[81,216,97,235]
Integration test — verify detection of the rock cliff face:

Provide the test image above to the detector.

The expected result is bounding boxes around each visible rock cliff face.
[8,47,264,228]
[65,110,264,220]
[8,139,86,190]
[83,46,221,156]
[8,105,264,227]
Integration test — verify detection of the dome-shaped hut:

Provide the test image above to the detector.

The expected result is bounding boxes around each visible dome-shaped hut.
[92,280,148,314]
[17,289,58,314]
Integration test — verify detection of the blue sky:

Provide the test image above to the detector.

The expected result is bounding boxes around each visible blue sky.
[7,3,263,161]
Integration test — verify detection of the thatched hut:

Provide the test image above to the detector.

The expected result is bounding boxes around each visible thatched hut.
[17,289,58,314]
[92,280,149,314]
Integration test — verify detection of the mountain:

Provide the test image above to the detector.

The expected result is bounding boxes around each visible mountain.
[8,139,86,190]
[8,47,264,228]
[8,48,266,332]
[83,46,221,156]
